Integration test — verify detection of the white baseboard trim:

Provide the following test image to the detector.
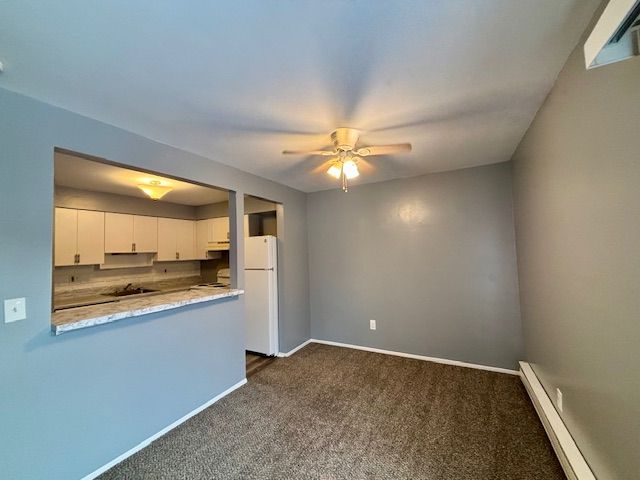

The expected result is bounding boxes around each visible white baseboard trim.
[277,338,313,357]
[519,362,595,480]
[310,339,518,375]
[80,378,247,480]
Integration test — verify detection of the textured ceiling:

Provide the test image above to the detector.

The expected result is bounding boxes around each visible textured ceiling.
[0,0,600,192]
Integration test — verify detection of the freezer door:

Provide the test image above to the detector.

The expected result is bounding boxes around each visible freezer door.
[245,269,278,355]
[245,235,276,270]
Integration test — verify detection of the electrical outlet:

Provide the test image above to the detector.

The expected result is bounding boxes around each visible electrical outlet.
[556,388,563,412]
[369,319,376,330]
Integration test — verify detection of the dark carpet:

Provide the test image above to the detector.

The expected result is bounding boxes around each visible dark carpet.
[99,343,564,479]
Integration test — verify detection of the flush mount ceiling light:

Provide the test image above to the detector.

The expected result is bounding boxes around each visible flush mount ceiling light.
[283,127,411,192]
[137,180,172,200]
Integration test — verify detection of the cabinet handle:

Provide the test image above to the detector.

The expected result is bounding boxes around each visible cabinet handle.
[132,243,136,252]
[75,253,80,264]
[176,252,179,260]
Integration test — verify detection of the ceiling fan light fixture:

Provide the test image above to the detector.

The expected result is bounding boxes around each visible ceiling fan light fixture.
[138,180,173,200]
[284,127,411,192]
[343,159,359,179]
[327,163,342,179]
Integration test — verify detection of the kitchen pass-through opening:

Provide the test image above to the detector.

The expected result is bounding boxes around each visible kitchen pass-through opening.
[51,148,234,315]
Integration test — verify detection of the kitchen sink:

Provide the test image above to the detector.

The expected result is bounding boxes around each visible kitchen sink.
[103,287,159,297]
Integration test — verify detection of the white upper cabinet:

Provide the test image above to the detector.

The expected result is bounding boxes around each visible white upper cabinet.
[77,210,105,265]
[176,219,196,260]
[211,217,230,243]
[157,217,176,261]
[196,216,233,255]
[105,213,158,253]
[55,208,201,266]
[196,219,213,259]
[54,208,104,266]
[157,218,195,261]
[105,213,133,253]
[54,208,78,266]
[133,215,158,252]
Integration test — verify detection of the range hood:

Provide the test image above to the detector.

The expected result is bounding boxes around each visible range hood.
[207,241,229,251]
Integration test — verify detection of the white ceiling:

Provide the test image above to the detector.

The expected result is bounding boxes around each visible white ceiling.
[1,0,600,192]
[55,151,229,206]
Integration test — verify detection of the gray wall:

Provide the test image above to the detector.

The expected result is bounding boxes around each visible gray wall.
[0,88,309,480]
[196,196,277,220]
[195,201,229,219]
[260,211,278,237]
[56,186,199,219]
[245,196,278,214]
[511,39,640,479]
[308,163,522,369]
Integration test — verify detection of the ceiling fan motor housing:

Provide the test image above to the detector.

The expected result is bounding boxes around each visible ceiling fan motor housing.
[331,127,360,151]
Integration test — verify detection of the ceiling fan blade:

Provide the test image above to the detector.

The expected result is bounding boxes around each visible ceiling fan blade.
[282,149,337,156]
[355,143,412,156]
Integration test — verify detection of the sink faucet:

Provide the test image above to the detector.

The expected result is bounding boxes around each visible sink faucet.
[123,283,133,291]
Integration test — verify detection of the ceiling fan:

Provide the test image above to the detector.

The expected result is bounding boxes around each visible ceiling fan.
[282,127,412,192]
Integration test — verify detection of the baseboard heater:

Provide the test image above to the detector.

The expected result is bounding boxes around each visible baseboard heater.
[519,362,596,480]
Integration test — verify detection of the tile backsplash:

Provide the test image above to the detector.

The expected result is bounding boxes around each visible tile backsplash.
[54,261,201,292]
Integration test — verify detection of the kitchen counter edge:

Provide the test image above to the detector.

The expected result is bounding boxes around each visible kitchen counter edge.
[51,288,244,335]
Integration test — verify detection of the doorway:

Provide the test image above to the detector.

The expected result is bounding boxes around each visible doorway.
[243,194,281,377]
[245,352,276,377]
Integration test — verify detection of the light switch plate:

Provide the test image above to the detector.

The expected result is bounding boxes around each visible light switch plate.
[4,297,26,323]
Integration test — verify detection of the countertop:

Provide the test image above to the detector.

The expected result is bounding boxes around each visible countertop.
[51,277,243,335]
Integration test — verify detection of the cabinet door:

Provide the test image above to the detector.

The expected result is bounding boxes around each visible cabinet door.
[54,208,78,267]
[205,218,215,242]
[104,213,134,253]
[77,210,104,265]
[211,217,230,242]
[133,215,158,252]
[196,219,211,260]
[176,219,196,260]
[157,218,178,261]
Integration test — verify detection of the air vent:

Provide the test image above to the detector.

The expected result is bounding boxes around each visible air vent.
[584,0,640,69]
[609,2,640,43]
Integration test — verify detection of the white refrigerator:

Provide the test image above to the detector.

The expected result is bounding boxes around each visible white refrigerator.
[244,235,279,356]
